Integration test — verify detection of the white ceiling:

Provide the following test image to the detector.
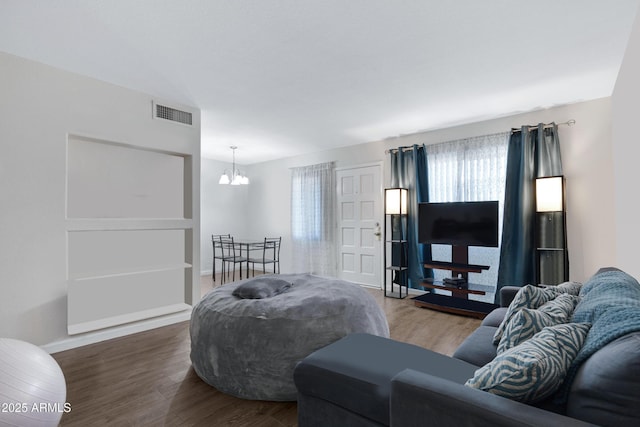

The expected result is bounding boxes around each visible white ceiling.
[1,1,638,164]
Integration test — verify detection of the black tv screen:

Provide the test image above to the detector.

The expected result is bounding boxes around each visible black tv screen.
[418,201,499,247]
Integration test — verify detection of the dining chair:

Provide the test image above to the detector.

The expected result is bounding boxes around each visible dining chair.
[248,237,281,277]
[220,236,248,283]
[211,234,231,282]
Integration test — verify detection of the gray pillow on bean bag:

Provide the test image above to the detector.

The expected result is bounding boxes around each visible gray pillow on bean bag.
[232,277,292,299]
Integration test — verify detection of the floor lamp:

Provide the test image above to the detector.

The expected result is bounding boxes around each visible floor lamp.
[535,176,569,284]
[384,188,408,298]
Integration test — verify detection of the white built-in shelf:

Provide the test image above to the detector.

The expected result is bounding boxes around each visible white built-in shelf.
[66,218,193,231]
[69,263,192,281]
[68,303,192,335]
[66,133,198,335]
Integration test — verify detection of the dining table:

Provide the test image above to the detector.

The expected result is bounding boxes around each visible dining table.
[231,238,266,279]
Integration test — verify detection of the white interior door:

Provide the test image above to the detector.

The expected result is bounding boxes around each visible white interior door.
[336,164,382,287]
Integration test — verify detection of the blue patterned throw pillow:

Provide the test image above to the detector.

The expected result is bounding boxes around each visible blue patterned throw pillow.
[497,293,579,354]
[492,285,560,344]
[466,323,591,403]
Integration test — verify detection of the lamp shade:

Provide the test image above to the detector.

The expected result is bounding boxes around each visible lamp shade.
[536,176,564,212]
[218,173,230,185]
[385,188,408,214]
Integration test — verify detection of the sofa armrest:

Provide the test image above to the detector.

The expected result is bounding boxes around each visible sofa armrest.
[390,369,597,427]
[499,286,521,307]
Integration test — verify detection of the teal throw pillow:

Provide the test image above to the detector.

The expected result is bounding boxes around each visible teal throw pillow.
[496,293,579,354]
[492,285,560,345]
[466,322,591,403]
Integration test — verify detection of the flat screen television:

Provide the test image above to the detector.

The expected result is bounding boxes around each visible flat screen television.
[418,201,499,247]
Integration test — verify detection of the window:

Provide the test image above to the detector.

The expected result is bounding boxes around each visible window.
[426,132,509,301]
[290,162,335,275]
[291,169,326,241]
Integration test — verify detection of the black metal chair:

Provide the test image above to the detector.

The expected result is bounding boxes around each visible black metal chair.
[220,236,248,283]
[248,237,281,277]
[211,234,231,282]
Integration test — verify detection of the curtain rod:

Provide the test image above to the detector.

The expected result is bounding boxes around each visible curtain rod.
[511,119,575,132]
[386,119,576,154]
[385,130,509,154]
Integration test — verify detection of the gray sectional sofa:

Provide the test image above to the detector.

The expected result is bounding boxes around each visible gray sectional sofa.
[294,268,640,426]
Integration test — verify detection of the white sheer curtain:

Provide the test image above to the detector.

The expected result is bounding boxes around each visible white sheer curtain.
[426,132,509,302]
[290,162,336,276]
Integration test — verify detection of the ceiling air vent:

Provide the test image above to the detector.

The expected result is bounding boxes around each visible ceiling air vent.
[153,102,193,126]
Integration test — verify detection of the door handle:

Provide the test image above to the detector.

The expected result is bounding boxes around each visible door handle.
[373,223,382,239]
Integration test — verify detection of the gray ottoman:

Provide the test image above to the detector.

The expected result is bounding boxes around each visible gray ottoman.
[189,273,390,401]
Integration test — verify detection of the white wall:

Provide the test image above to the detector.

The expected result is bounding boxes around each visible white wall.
[200,157,249,274]
[243,142,386,275]
[223,98,615,284]
[0,52,200,350]
[386,98,616,282]
[613,9,640,280]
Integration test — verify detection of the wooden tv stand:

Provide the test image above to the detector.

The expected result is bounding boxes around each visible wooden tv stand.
[413,245,498,318]
[413,280,498,319]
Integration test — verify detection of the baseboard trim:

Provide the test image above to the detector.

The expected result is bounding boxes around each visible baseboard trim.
[42,310,192,354]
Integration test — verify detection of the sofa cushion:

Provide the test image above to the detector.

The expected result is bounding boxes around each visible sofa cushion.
[481,307,508,327]
[294,333,478,426]
[497,293,579,354]
[452,326,499,367]
[566,331,640,425]
[465,323,591,403]
[556,268,640,403]
[493,285,560,344]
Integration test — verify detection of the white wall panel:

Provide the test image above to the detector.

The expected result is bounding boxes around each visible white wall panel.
[342,227,355,246]
[360,228,374,248]
[68,229,185,279]
[67,136,184,219]
[360,201,374,220]
[341,202,354,220]
[342,253,355,272]
[68,268,187,334]
[613,9,640,279]
[361,254,374,275]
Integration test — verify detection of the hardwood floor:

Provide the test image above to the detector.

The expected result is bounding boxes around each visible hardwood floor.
[53,275,481,426]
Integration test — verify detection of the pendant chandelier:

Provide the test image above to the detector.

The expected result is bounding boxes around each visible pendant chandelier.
[219,146,249,185]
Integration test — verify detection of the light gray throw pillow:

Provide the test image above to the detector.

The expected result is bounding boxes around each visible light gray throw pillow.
[232,277,292,299]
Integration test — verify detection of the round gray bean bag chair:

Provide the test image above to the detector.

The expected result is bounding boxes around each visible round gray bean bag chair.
[189,273,390,401]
